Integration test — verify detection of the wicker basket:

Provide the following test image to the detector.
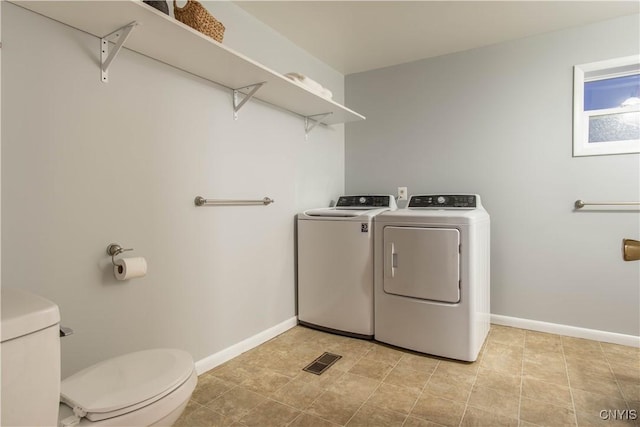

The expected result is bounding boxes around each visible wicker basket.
[174,0,225,43]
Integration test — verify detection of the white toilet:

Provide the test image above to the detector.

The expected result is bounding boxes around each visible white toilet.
[1,289,197,427]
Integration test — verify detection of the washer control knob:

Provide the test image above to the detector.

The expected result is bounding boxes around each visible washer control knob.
[437,196,446,204]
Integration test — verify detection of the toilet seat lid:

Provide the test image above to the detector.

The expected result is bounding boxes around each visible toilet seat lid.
[61,348,194,421]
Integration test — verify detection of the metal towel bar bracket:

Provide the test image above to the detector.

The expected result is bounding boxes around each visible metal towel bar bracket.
[194,196,274,207]
[574,200,640,209]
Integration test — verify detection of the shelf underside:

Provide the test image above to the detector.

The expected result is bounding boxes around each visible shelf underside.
[12,0,365,125]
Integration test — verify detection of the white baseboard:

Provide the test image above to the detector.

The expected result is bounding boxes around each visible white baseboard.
[194,316,298,375]
[491,314,640,348]
[194,314,638,374]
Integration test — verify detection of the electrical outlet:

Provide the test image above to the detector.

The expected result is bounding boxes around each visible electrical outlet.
[397,187,408,201]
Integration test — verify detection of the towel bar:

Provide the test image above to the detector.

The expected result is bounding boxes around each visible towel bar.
[194,196,274,207]
[574,200,640,209]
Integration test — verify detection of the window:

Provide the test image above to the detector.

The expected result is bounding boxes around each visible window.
[573,56,640,157]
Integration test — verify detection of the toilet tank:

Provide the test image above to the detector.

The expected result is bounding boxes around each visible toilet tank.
[1,288,61,427]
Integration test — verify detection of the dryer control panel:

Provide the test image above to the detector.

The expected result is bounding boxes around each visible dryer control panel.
[409,194,477,209]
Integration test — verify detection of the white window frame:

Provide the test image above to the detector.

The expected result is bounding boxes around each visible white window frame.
[573,55,640,157]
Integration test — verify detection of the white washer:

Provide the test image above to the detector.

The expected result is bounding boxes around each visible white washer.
[374,194,490,361]
[297,195,397,338]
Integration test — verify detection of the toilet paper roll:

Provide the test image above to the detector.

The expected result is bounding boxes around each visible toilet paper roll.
[114,257,147,281]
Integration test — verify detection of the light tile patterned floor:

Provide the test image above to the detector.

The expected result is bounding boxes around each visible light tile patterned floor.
[175,325,640,426]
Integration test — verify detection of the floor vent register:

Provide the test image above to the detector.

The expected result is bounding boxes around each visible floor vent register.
[302,352,342,375]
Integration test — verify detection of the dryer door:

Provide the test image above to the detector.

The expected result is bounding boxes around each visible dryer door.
[383,226,460,303]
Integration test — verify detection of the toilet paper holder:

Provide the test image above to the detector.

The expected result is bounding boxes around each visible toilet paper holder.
[106,243,133,266]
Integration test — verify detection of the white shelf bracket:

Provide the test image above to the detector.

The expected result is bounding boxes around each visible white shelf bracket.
[233,82,265,120]
[304,113,332,140]
[101,21,138,83]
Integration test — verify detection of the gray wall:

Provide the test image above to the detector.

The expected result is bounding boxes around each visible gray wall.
[346,14,640,336]
[1,2,344,377]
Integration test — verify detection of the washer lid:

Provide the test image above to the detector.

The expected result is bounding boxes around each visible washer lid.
[304,208,372,217]
[60,349,194,420]
[1,288,60,343]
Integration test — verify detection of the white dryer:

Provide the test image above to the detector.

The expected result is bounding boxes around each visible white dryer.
[374,194,490,361]
[297,195,397,338]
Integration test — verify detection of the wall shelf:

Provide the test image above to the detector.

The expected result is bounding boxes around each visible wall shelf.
[11,0,365,126]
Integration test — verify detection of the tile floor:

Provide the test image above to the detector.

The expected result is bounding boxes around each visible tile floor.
[175,325,640,427]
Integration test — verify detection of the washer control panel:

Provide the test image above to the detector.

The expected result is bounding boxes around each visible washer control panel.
[409,194,477,209]
[336,195,396,208]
